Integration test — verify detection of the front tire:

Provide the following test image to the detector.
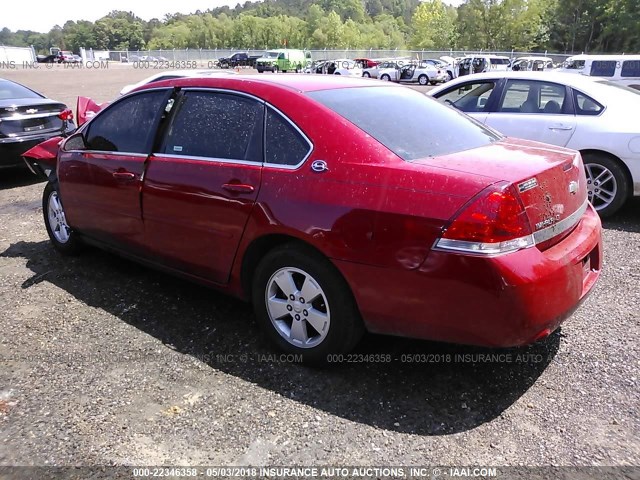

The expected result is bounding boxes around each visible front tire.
[252,244,364,363]
[380,74,391,81]
[583,153,630,218]
[43,182,81,255]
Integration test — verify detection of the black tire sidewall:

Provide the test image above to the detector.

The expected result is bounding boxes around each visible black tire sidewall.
[43,182,81,255]
[583,154,629,218]
[252,244,363,362]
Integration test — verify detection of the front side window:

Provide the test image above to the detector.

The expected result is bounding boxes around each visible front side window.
[85,90,169,153]
[161,91,263,162]
[436,81,496,113]
[309,86,500,161]
[265,108,311,167]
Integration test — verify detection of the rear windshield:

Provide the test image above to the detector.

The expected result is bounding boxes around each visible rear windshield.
[308,86,500,160]
[0,80,42,100]
[595,79,640,96]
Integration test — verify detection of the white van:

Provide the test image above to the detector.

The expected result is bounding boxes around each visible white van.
[558,54,640,90]
[456,55,511,78]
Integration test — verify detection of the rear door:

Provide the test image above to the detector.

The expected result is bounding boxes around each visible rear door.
[484,79,577,146]
[59,89,172,252]
[142,90,264,284]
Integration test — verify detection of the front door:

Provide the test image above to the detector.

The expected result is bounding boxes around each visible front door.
[142,90,264,284]
[58,89,172,252]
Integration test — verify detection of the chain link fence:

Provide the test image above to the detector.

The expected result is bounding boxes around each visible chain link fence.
[81,48,571,65]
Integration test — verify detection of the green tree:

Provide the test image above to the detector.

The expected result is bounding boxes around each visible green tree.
[410,0,456,49]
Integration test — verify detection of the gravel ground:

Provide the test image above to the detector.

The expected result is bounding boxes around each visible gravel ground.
[0,66,639,468]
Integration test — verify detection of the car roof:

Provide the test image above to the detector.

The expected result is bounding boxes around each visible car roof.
[443,70,602,87]
[143,73,395,94]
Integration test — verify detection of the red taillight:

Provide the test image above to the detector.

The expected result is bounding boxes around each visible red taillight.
[436,183,534,255]
[58,109,74,121]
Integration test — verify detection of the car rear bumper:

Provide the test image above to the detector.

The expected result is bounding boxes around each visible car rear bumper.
[335,203,602,347]
[0,133,66,169]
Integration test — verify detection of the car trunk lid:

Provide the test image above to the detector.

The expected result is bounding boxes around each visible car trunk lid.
[0,98,67,137]
[413,138,588,247]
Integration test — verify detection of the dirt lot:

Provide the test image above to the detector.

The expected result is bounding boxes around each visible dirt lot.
[0,66,639,469]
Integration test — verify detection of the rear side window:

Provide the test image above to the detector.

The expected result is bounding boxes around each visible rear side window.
[490,58,510,65]
[621,60,640,77]
[309,86,500,160]
[573,90,604,115]
[85,90,168,153]
[162,91,263,162]
[265,108,311,166]
[590,60,617,77]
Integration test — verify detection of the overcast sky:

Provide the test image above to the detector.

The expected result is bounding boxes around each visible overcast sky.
[3,0,465,33]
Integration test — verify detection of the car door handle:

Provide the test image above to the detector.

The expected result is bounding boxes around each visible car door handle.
[222,183,255,194]
[112,171,136,180]
[548,124,574,131]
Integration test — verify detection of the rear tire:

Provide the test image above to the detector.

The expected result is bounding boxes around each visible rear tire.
[418,74,428,85]
[582,153,630,218]
[363,72,371,78]
[381,74,391,81]
[252,244,364,363]
[43,182,82,255]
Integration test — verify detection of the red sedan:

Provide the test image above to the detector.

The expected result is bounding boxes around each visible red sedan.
[24,75,602,362]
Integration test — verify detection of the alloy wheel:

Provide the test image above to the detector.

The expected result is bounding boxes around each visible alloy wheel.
[265,267,330,349]
[585,163,617,211]
[48,191,70,244]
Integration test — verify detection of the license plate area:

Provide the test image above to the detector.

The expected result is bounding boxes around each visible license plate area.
[24,124,46,132]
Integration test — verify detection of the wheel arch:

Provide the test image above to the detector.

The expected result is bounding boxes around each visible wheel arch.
[240,234,336,300]
[580,149,634,199]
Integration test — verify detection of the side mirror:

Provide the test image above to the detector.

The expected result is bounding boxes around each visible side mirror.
[63,131,88,151]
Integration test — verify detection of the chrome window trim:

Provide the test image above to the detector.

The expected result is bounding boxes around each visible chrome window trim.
[263,103,313,170]
[532,199,589,244]
[64,149,148,158]
[154,153,260,166]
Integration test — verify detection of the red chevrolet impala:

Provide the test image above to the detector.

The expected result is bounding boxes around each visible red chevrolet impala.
[24,75,602,362]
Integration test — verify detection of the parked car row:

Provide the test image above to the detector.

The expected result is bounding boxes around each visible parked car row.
[36,51,81,64]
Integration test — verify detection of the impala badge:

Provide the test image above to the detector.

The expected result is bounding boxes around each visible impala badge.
[518,177,538,193]
[568,181,578,195]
